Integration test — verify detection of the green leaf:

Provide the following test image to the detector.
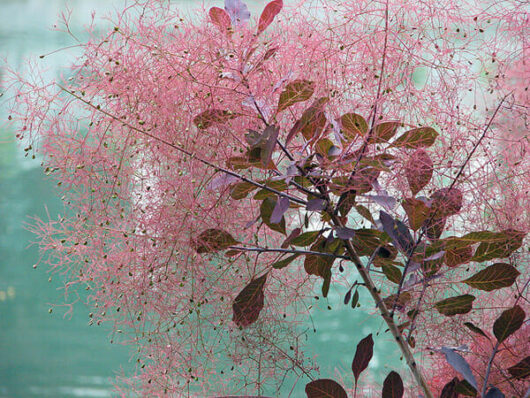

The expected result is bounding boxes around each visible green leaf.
[370,121,401,143]
[315,138,335,158]
[193,109,237,129]
[383,292,411,311]
[351,288,359,308]
[232,274,267,327]
[230,181,259,199]
[472,229,526,262]
[341,113,368,140]
[321,267,331,297]
[194,229,238,253]
[463,322,489,339]
[286,97,329,144]
[402,198,430,231]
[291,231,321,247]
[392,126,438,148]
[435,294,475,316]
[260,197,287,235]
[493,305,525,343]
[462,263,520,291]
[355,204,375,224]
[405,149,433,195]
[278,79,315,113]
[253,180,289,200]
[271,254,300,269]
[382,263,402,284]
[305,379,348,398]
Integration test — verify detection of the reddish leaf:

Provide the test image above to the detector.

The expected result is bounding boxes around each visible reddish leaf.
[232,274,268,327]
[278,80,315,113]
[369,121,401,143]
[435,294,475,316]
[402,198,430,231]
[382,371,404,398]
[462,263,520,291]
[209,7,232,33]
[392,126,438,148]
[305,379,348,398]
[431,188,463,217]
[493,305,525,343]
[340,112,368,140]
[257,0,283,35]
[405,149,433,195]
[351,334,374,387]
[507,356,530,380]
[472,229,526,262]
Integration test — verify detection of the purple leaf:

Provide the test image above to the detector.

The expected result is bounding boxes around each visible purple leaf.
[270,196,290,223]
[306,198,327,211]
[208,173,240,190]
[379,211,414,254]
[424,250,445,261]
[225,0,250,26]
[366,194,396,211]
[441,347,477,389]
[485,387,505,398]
[336,227,355,239]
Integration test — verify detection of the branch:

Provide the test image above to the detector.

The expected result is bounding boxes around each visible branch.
[229,246,352,260]
[58,84,308,205]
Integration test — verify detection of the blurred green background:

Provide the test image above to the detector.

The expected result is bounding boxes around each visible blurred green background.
[0,1,400,396]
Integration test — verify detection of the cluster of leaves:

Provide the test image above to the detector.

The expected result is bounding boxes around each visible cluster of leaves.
[9,0,529,396]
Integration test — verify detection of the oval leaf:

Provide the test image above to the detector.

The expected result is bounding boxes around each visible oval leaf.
[193,109,237,129]
[341,113,368,140]
[507,356,530,380]
[435,294,475,316]
[370,121,400,143]
[232,274,267,327]
[278,80,315,113]
[392,126,438,148]
[379,210,414,254]
[405,149,433,195]
[209,7,232,33]
[270,196,290,224]
[493,305,525,343]
[431,188,463,217]
[194,229,238,253]
[402,197,430,231]
[257,0,283,35]
[441,377,459,398]
[462,263,520,291]
[272,253,300,269]
[463,322,489,339]
[382,263,402,284]
[260,197,287,235]
[485,387,505,398]
[351,334,374,386]
[382,371,404,398]
[441,347,478,389]
[305,379,348,398]
[225,0,251,26]
[291,230,321,247]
